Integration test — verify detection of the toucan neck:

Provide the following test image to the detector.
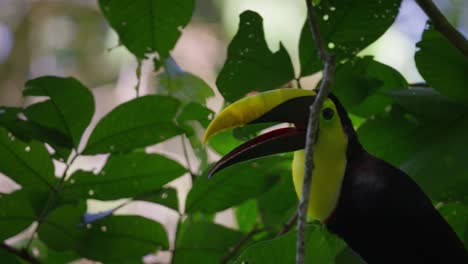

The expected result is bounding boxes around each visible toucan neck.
[291,129,348,221]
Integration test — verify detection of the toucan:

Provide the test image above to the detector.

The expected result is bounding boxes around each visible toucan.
[203,89,468,263]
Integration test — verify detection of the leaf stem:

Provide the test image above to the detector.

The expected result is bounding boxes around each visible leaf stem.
[415,0,468,57]
[296,1,336,264]
[180,135,196,183]
[277,212,298,237]
[220,226,265,263]
[295,77,303,89]
[25,150,80,250]
[409,82,430,88]
[135,59,143,97]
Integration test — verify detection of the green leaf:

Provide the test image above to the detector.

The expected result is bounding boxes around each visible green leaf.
[216,11,295,103]
[38,205,86,251]
[177,103,216,173]
[61,153,186,201]
[137,187,179,211]
[177,102,214,129]
[257,171,297,227]
[83,95,182,154]
[388,88,467,122]
[0,128,55,191]
[332,56,407,117]
[173,220,243,264]
[300,0,402,76]
[358,101,468,202]
[235,199,259,233]
[207,130,243,156]
[235,225,344,263]
[233,123,274,141]
[22,238,80,263]
[23,76,95,148]
[185,156,288,214]
[0,107,21,122]
[78,215,169,262]
[335,246,363,264]
[0,246,22,264]
[357,106,419,165]
[158,57,214,104]
[0,191,35,240]
[415,24,468,103]
[439,202,468,245]
[0,107,72,160]
[98,0,195,64]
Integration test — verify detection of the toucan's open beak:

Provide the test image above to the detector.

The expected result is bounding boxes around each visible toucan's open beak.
[204,89,316,178]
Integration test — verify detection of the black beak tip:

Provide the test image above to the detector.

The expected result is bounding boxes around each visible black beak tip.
[207,167,216,179]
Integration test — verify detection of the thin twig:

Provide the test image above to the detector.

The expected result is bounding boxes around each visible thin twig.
[1,243,41,264]
[295,77,303,89]
[296,1,336,264]
[221,226,264,263]
[415,0,468,58]
[135,59,143,97]
[277,212,298,237]
[408,82,429,88]
[180,135,196,183]
[25,151,80,250]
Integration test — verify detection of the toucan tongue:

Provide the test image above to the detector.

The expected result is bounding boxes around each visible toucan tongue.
[208,127,306,178]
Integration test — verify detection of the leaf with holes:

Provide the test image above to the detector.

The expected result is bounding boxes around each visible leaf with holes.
[23,76,95,148]
[137,187,179,211]
[83,95,182,154]
[0,128,55,192]
[99,0,195,64]
[77,215,169,262]
[0,107,72,159]
[61,153,186,201]
[216,11,295,103]
[358,98,468,202]
[17,238,81,263]
[415,24,468,104]
[332,56,407,117]
[388,88,466,122]
[300,0,402,76]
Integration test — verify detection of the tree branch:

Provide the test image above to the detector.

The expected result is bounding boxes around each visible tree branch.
[296,1,336,264]
[221,226,264,263]
[416,0,468,58]
[1,243,41,264]
[277,212,298,237]
[135,59,143,97]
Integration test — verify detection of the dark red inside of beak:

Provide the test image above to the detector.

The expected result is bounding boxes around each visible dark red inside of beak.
[208,126,306,178]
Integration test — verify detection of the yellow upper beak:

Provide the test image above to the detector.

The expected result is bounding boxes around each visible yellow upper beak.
[203,88,316,143]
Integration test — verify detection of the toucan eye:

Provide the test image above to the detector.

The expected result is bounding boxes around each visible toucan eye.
[322,107,334,120]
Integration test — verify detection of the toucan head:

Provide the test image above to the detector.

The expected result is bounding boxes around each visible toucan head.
[203,88,356,178]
